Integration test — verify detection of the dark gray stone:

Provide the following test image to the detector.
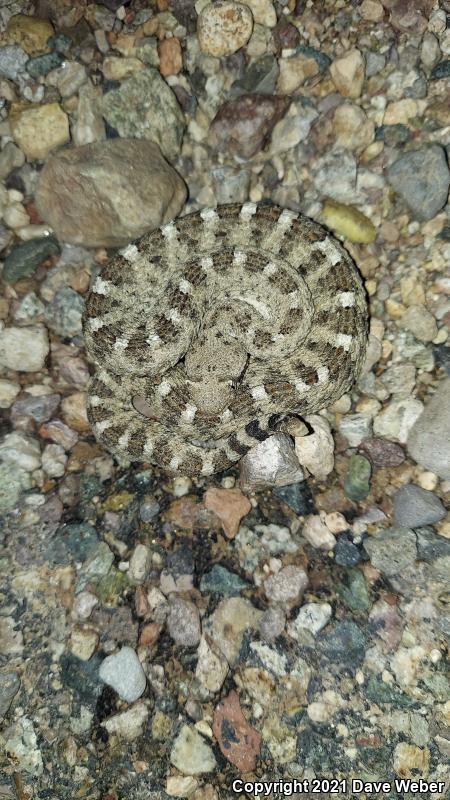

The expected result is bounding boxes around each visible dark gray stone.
[200,564,248,595]
[363,526,417,577]
[273,481,315,515]
[3,236,60,284]
[318,620,366,666]
[416,527,450,562]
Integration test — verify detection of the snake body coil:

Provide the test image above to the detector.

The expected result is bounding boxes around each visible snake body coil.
[84,203,368,475]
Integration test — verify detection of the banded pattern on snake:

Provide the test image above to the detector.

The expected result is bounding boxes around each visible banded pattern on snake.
[83,203,368,475]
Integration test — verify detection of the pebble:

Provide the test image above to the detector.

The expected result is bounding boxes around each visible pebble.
[200,564,248,595]
[258,605,286,641]
[393,484,446,528]
[430,60,450,80]
[36,138,186,248]
[166,776,199,798]
[334,535,361,567]
[210,94,289,159]
[0,325,49,372]
[270,104,318,153]
[0,45,28,80]
[0,141,25,180]
[44,288,84,338]
[10,103,70,161]
[360,0,384,21]
[72,80,106,146]
[158,38,183,77]
[294,414,335,480]
[338,413,372,447]
[6,14,54,55]
[330,49,365,99]
[407,378,450,479]
[420,32,441,69]
[2,236,60,284]
[202,597,262,665]
[11,393,60,425]
[241,0,276,27]
[373,398,424,443]
[203,486,251,538]
[99,646,146,702]
[333,103,375,152]
[344,454,372,502]
[239,433,304,492]
[128,544,151,584]
[167,597,201,647]
[102,702,149,742]
[0,672,20,720]
[287,602,332,639]
[195,635,229,693]
[398,304,438,343]
[213,690,261,771]
[358,437,406,467]
[197,1,253,58]
[387,146,450,221]
[26,51,63,78]
[69,625,99,661]
[170,725,216,775]
[0,379,20,408]
[273,481,315,515]
[302,514,336,550]
[46,61,87,97]
[0,431,41,472]
[102,67,185,161]
[277,53,319,94]
[416,527,450,562]
[61,393,90,433]
[322,199,376,244]
[139,495,160,522]
[101,56,144,81]
[264,565,308,608]
[364,526,417,577]
[0,463,31,510]
[318,620,366,666]
[313,150,357,204]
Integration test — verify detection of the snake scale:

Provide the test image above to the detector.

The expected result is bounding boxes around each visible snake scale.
[83,203,368,476]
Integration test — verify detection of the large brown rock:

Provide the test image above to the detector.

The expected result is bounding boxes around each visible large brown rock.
[35,138,187,247]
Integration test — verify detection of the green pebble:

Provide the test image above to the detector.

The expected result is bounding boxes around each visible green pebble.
[96,568,130,607]
[3,235,60,283]
[26,51,63,78]
[336,567,370,611]
[200,564,248,596]
[344,454,372,501]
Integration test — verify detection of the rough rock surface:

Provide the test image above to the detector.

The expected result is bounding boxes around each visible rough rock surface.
[36,139,187,247]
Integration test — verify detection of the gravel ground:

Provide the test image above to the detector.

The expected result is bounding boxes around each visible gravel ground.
[0,1,449,799]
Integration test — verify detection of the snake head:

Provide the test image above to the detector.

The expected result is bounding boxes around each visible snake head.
[184,328,248,414]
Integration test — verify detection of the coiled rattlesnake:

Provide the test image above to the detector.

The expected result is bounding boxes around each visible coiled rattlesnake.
[83,203,368,475]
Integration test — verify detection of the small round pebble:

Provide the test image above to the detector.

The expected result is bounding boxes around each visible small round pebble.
[99,646,146,702]
[197,1,254,58]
